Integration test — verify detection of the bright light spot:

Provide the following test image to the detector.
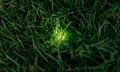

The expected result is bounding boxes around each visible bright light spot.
[55,30,68,41]
[51,23,69,44]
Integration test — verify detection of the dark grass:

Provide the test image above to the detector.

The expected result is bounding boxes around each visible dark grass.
[0,0,120,72]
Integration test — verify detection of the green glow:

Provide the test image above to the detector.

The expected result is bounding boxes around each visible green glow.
[54,29,68,41]
[51,23,70,44]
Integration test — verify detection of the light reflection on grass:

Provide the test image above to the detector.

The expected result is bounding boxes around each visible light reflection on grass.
[50,21,70,47]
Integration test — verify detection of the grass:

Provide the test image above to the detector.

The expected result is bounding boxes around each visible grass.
[0,0,120,72]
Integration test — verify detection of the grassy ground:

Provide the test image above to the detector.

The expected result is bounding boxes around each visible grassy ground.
[0,0,120,72]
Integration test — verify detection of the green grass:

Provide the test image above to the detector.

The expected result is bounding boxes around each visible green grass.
[0,0,120,72]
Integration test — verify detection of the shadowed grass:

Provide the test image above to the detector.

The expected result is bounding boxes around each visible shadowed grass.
[0,0,120,72]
